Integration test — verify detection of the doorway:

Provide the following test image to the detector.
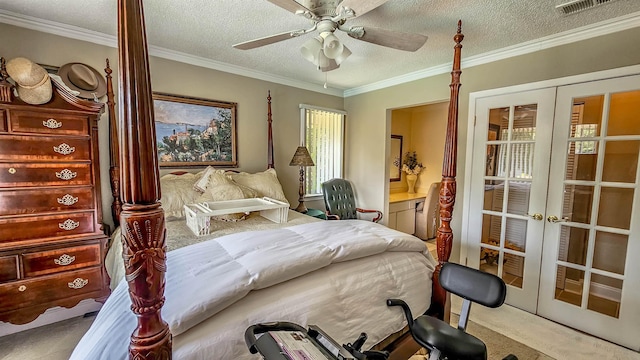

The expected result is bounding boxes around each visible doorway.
[464,74,640,350]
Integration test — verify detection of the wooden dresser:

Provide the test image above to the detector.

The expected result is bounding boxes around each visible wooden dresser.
[0,71,109,325]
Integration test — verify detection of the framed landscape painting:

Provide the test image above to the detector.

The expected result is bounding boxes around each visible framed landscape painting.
[153,93,237,167]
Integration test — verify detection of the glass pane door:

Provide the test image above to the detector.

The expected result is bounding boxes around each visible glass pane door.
[539,75,640,351]
[468,88,556,313]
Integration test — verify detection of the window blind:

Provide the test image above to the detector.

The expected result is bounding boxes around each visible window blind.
[300,105,345,196]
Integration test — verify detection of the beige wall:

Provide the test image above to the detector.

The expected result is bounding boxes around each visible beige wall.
[0,23,343,229]
[389,102,448,194]
[410,102,448,193]
[389,109,411,193]
[345,26,640,263]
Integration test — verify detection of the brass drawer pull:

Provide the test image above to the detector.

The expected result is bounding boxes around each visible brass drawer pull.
[59,219,80,231]
[18,285,26,292]
[54,254,76,266]
[68,278,88,289]
[8,167,16,174]
[53,143,76,155]
[55,169,77,180]
[43,118,62,129]
[57,194,79,206]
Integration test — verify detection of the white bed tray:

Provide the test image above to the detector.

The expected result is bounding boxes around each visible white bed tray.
[184,197,289,236]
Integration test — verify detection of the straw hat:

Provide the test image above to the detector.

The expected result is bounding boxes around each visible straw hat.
[5,57,53,105]
[58,63,106,100]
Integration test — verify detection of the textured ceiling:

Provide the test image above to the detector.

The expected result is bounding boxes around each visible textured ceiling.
[1,0,639,93]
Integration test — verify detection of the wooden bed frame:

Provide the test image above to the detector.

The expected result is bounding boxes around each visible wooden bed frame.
[112,0,462,358]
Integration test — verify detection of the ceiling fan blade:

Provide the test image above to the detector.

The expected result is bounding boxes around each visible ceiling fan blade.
[233,30,305,50]
[266,0,312,14]
[348,26,428,52]
[337,0,389,18]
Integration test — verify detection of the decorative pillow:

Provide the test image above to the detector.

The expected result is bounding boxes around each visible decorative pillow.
[229,168,289,204]
[196,172,258,221]
[193,166,218,193]
[159,173,201,219]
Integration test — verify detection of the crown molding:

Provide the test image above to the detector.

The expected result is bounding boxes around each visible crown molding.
[0,9,343,97]
[2,9,639,99]
[343,11,640,97]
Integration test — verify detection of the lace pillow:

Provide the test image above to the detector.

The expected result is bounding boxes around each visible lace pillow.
[159,173,201,219]
[229,168,289,204]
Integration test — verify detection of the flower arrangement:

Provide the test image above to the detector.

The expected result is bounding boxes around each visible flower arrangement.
[401,151,423,175]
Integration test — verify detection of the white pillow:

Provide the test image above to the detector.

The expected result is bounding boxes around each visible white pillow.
[159,173,201,219]
[230,168,289,204]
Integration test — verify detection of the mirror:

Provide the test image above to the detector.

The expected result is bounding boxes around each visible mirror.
[390,135,403,182]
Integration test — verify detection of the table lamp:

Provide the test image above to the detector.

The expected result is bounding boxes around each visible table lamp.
[289,146,315,213]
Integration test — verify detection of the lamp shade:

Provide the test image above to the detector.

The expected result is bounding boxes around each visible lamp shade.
[334,45,351,65]
[301,36,323,63]
[289,146,315,166]
[322,33,343,59]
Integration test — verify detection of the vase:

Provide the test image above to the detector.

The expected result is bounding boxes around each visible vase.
[406,174,417,194]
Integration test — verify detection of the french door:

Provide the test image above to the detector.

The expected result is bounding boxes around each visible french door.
[537,75,640,350]
[466,75,640,350]
[467,88,556,313]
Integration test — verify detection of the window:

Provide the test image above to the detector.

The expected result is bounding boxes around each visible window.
[300,104,346,197]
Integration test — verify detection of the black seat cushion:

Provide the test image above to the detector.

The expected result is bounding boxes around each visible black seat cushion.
[411,315,487,360]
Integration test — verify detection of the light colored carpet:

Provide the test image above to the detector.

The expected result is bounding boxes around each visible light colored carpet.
[450,295,640,360]
[0,313,95,360]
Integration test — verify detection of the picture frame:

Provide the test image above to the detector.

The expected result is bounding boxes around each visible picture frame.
[486,124,500,176]
[153,93,237,167]
[390,135,403,182]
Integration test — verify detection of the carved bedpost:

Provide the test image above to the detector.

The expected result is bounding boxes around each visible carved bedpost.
[431,20,463,320]
[117,0,171,359]
[105,59,122,227]
[267,90,274,169]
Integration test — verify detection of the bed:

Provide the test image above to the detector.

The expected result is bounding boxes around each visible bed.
[72,0,464,358]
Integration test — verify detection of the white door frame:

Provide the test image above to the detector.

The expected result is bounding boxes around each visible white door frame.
[461,64,640,266]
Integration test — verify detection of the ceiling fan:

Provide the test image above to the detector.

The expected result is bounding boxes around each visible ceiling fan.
[233,0,428,72]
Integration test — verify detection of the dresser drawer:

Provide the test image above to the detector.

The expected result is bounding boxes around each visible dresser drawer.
[9,111,89,136]
[0,109,6,132]
[389,200,413,213]
[0,163,91,188]
[0,255,18,282]
[0,187,94,216]
[23,244,101,278]
[0,135,90,162]
[0,266,103,313]
[0,211,95,244]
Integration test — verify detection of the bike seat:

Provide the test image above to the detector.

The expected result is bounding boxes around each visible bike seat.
[411,315,486,360]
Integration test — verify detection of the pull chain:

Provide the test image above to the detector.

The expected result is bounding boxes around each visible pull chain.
[323,72,328,89]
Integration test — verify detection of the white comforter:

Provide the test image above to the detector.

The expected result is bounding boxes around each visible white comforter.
[72,220,437,359]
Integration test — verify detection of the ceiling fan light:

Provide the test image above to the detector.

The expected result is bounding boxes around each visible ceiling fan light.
[334,45,351,65]
[320,59,339,72]
[322,33,343,59]
[316,51,331,69]
[301,36,323,62]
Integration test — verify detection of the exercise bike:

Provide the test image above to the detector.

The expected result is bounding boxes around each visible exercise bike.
[387,262,518,360]
[245,321,389,360]
[246,262,518,360]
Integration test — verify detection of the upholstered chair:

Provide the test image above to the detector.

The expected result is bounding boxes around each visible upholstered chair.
[321,178,383,222]
[414,182,441,240]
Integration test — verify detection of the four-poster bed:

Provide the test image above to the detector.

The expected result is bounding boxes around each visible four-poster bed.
[76,1,462,358]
